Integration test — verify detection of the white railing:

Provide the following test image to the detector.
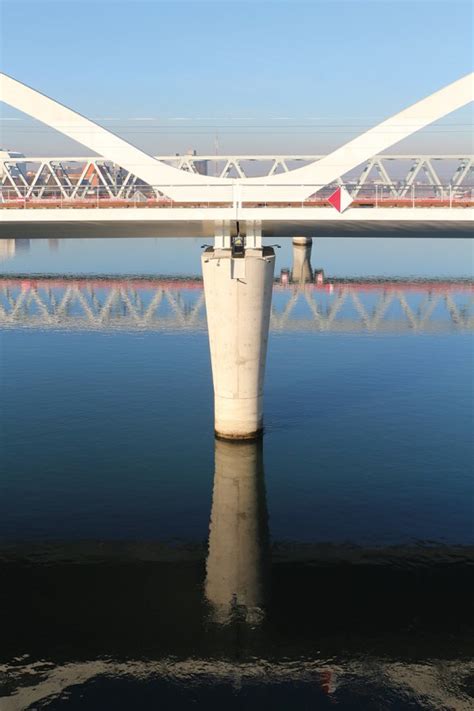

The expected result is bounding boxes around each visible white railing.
[1,154,472,202]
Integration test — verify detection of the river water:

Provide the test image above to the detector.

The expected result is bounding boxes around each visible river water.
[0,236,473,710]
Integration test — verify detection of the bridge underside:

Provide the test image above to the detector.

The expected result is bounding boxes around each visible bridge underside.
[0,210,472,239]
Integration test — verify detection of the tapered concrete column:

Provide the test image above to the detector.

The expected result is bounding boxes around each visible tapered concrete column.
[291,236,313,284]
[202,247,275,439]
[205,438,269,624]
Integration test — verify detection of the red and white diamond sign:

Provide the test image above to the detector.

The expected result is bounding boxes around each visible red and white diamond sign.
[327,186,353,213]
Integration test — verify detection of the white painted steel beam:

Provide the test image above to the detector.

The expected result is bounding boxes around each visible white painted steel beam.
[242,73,474,201]
[1,71,473,203]
[1,155,473,200]
[0,73,229,202]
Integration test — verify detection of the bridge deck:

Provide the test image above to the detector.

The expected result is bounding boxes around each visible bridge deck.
[1,206,472,238]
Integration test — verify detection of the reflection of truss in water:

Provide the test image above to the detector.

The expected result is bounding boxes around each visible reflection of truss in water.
[0,277,472,333]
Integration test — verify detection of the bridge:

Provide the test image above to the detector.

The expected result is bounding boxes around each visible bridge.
[1,152,472,203]
[0,72,473,438]
[1,72,473,240]
[1,151,472,238]
[1,152,472,194]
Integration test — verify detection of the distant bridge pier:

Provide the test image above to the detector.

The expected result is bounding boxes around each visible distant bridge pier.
[205,438,269,624]
[291,236,313,284]
[202,231,275,439]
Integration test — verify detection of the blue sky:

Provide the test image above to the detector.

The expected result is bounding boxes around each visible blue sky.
[0,0,472,156]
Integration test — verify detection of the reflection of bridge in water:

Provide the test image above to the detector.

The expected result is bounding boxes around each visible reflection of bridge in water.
[1,275,472,334]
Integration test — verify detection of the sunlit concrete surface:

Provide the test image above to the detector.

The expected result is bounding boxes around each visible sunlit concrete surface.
[202,248,275,438]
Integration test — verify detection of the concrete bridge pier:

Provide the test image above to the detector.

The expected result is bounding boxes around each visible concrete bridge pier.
[205,438,269,624]
[201,236,275,440]
[291,236,313,284]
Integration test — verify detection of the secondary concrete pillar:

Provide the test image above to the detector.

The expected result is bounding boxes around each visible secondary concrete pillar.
[0,239,16,262]
[205,438,269,624]
[291,236,313,284]
[202,246,275,439]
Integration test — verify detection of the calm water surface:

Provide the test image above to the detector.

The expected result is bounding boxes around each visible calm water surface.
[0,236,473,710]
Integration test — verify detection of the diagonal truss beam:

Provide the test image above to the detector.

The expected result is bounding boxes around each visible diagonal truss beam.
[1,72,473,203]
[244,73,474,201]
[1,155,472,201]
[0,72,227,201]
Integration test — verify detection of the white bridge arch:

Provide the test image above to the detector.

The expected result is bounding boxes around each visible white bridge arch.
[1,72,473,203]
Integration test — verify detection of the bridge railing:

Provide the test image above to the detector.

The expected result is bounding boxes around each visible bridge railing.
[0,183,473,208]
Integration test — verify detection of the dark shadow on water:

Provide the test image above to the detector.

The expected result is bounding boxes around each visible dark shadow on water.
[0,438,473,708]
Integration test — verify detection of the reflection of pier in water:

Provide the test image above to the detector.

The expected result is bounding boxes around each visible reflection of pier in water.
[206,439,269,625]
[1,530,473,708]
[1,434,473,707]
[1,275,472,333]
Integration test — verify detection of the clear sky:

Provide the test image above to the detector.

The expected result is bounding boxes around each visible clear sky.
[0,0,472,156]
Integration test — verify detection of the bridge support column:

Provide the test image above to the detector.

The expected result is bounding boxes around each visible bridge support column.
[291,236,313,284]
[202,246,275,439]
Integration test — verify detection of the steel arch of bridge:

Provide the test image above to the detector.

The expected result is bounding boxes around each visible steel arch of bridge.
[1,72,473,203]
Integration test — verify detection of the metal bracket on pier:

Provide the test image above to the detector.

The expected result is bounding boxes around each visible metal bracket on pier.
[214,219,262,251]
[245,220,262,249]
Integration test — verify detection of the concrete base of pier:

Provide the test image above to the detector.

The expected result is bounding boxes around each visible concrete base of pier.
[201,246,275,439]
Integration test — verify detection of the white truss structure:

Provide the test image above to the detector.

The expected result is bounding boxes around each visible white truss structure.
[1,71,473,203]
[1,279,472,333]
[0,154,473,201]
